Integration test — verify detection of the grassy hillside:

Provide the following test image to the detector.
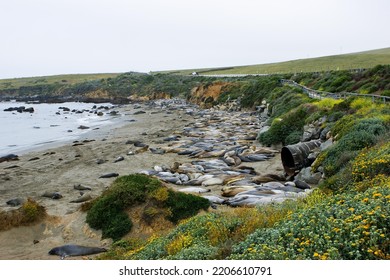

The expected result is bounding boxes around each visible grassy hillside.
[158,47,390,75]
[0,73,120,91]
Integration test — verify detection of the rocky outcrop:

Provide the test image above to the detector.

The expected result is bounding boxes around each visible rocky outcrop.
[188,82,231,108]
[129,92,171,102]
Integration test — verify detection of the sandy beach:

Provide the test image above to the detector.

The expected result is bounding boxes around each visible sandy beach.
[0,100,284,260]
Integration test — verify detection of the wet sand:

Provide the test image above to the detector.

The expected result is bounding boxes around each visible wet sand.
[0,100,283,260]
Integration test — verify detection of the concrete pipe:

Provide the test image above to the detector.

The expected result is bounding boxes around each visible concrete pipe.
[281,140,322,176]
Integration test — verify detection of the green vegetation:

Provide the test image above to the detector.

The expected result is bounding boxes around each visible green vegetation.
[231,176,389,260]
[165,190,210,223]
[0,199,46,231]
[292,64,390,95]
[217,76,281,108]
[158,47,390,75]
[99,201,303,260]
[86,174,210,241]
[320,117,388,177]
[0,72,218,101]
[0,73,120,91]
[230,141,390,260]
[259,102,316,146]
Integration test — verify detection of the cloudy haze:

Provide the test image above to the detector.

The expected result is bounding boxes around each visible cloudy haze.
[0,0,389,79]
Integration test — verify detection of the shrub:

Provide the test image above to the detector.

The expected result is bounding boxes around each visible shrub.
[230,180,390,260]
[259,104,315,145]
[166,242,218,260]
[102,212,133,240]
[20,199,46,224]
[352,141,390,183]
[86,174,210,240]
[0,199,46,231]
[331,114,357,138]
[268,88,312,118]
[284,131,302,145]
[314,98,343,110]
[123,201,301,260]
[321,117,388,177]
[86,195,132,240]
[166,233,194,255]
[322,130,377,176]
[350,98,373,111]
[86,174,163,240]
[97,238,146,260]
[165,190,210,223]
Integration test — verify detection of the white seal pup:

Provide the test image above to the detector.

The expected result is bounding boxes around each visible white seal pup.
[178,187,211,194]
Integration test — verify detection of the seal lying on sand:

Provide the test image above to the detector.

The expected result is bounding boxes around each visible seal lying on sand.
[99,173,119,178]
[70,193,92,203]
[0,154,19,163]
[48,244,107,259]
[6,198,24,207]
[42,191,63,199]
[73,184,92,191]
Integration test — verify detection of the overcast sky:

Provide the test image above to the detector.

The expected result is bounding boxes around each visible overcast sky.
[0,0,389,79]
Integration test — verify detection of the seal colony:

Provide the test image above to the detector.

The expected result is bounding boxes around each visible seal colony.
[0,98,312,259]
[137,99,312,207]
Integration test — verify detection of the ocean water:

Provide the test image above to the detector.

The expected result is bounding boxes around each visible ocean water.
[0,101,120,156]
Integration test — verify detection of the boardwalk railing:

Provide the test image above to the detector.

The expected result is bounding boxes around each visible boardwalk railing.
[280,79,389,103]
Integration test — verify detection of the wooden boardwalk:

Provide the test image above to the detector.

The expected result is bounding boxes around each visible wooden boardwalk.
[280,79,389,103]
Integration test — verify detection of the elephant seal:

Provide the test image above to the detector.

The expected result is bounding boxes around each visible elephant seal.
[99,173,119,178]
[70,193,92,203]
[96,159,107,165]
[73,184,92,191]
[6,198,24,207]
[113,156,124,163]
[42,191,63,199]
[135,145,149,154]
[221,186,255,197]
[48,244,107,259]
[150,148,166,154]
[201,177,224,187]
[284,181,296,187]
[0,154,19,163]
